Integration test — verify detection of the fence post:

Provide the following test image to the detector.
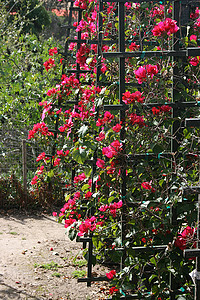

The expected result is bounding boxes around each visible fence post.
[22,139,27,194]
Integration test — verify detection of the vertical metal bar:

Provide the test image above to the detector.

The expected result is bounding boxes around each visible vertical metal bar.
[86,0,104,286]
[119,1,126,270]
[64,1,74,61]
[22,139,27,206]
[170,1,180,299]
[195,194,200,300]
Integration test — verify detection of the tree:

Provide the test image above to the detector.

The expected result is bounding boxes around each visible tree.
[1,0,50,34]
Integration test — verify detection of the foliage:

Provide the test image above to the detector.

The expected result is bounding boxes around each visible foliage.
[28,1,200,299]
[0,4,64,181]
[1,0,50,34]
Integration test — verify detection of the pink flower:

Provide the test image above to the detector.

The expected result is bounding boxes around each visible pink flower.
[175,226,196,250]
[52,212,57,217]
[190,35,197,41]
[78,217,97,236]
[85,191,92,199]
[189,57,200,66]
[53,158,61,167]
[96,158,105,168]
[74,173,86,183]
[122,91,145,104]
[129,113,145,127]
[160,105,172,113]
[129,42,140,51]
[31,175,38,185]
[152,18,179,36]
[141,181,152,190]
[109,286,119,295]
[49,47,58,56]
[96,131,105,141]
[36,152,46,162]
[134,66,147,84]
[112,124,122,132]
[64,218,76,228]
[152,107,161,115]
[43,58,55,72]
[106,270,116,279]
[102,140,122,159]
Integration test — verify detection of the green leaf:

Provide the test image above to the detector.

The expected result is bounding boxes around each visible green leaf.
[78,124,88,137]
[72,148,87,164]
[149,274,157,283]
[68,228,77,241]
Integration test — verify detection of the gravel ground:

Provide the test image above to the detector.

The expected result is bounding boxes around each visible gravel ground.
[0,212,109,300]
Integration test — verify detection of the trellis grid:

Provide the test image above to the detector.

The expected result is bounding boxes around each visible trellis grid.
[54,0,200,299]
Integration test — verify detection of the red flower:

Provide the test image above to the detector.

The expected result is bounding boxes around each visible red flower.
[96,158,105,168]
[141,181,152,190]
[36,152,46,162]
[112,123,122,132]
[49,47,58,56]
[175,226,196,250]
[152,18,179,36]
[106,270,116,279]
[85,191,92,199]
[109,286,119,295]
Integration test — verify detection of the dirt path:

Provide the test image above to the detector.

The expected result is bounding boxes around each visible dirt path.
[0,213,109,299]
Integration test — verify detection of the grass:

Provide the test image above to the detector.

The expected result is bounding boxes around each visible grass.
[34,261,62,271]
[73,259,87,267]
[8,231,18,235]
[72,270,86,278]
[52,272,61,277]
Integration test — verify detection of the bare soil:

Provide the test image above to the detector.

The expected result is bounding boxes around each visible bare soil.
[0,211,109,300]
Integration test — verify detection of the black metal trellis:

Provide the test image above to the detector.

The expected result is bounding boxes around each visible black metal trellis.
[58,0,200,298]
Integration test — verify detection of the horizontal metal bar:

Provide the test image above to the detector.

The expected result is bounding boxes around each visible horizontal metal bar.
[183,186,200,195]
[113,245,167,253]
[103,104,128,110]
[143,101,199,108]
[77,237,92,242]
[97,81,141,88]
[102,0,168,2]
[185,118,200,127]
[69,7,82,11]
[68,39,118,45]
[62,25,75,29]
[103,50,187,59]
[127,152,174,161]
[184,249,200,258]
[187,47,200,57]
[52,102,78,107]
[78,276,109,283]
[102,0,199,3]
[66,69,91,73]
[110,295,145,300]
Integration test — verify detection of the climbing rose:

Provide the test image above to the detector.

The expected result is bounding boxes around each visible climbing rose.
[189,56,200,66]
[175,226,196,250]
[49,47,58,56]
[109,286,119,295]
[31,175,38,185]
[96,158,105,168]
[102,140,122,158]
[112,124,122,132]
[36,152,46,162]
[141,181,152,190]
[152,18,179,36]
[106,270,116,279]
[134,64,158,84]
[122,91,145,104]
